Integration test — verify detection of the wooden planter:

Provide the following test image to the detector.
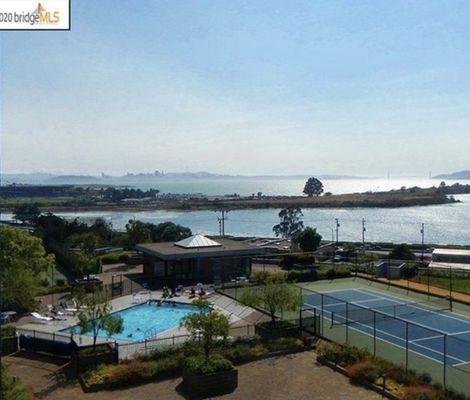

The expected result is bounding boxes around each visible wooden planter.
[183,368,238,397]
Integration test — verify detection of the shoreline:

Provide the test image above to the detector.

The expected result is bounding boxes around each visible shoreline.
[0,189,460,213]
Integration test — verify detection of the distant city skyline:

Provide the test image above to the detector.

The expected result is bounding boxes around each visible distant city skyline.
[1,1,470,175]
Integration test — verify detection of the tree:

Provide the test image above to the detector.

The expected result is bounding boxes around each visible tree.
[13,203,41,224]
[298,227,322,252]
[0,227,55,312]
[66,232,102,255]
[1,363,32,400]
[389,244,416,261]
[181,298,229,358]
[75,253,102,280]
[240,275,303,326]
[147,221,192,242]
[125,220,151,247]
[74,289,124,350]
[303,177,324,197]
[89,218,114,242]
[273,207,304,238]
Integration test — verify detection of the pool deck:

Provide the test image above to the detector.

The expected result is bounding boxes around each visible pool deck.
[16,290,257,347]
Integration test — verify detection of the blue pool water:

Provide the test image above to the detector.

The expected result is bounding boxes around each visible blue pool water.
[62,302,203,342]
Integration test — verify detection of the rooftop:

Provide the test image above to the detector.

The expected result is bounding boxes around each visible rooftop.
[174,234,221,249]
[432,248,470,256]
[136,236,266,260]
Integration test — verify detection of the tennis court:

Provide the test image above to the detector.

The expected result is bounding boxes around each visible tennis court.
[304,288,470,367]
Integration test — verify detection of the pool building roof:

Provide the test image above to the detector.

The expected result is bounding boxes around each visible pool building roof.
[136,235,266,260]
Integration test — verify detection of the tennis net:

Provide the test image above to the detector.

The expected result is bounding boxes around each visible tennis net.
[331,299,451,326]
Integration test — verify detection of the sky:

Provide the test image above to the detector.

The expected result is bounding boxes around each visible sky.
[1,0,470,176]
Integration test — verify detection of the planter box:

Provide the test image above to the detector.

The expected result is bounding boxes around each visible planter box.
[183,368,238,397]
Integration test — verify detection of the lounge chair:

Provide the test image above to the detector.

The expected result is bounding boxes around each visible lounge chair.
[60,300,77,315]
[175,285,184,296]
[1,311,17,323]
[30,312,53,323]
[132,293,144,303]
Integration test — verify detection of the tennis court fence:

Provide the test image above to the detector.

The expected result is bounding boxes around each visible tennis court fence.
[299,286,470,396]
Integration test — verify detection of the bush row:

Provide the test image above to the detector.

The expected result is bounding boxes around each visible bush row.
[286,266,351,282]
[82,336,306,391]
[100,252,130,265]
[317,342,469,400]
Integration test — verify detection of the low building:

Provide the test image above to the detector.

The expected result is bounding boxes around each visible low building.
[136,234,266,285]
[375,261,405,280]
[432,248,470,265]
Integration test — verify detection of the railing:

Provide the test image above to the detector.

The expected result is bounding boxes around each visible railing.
[117,323,257,360]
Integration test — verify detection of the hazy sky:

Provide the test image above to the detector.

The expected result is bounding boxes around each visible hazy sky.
[1,0,470,176]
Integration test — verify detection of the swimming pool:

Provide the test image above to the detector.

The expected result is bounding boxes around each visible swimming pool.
[62,301,204,342]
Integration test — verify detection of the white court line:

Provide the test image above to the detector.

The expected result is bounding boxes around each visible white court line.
[359,288,470,326]
[453,360,470,367]
[449,329,470,337]
[309,288,470,339]
[311,292,451,335]
[304,304,467,365]
[410,334,446,343]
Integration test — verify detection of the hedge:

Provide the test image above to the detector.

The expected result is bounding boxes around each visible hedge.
[317,343,469,400]
[82,336,306,391]
[184,355,233,375]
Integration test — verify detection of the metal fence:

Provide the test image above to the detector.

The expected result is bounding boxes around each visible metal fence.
[116,323,257,360]
[351,260,470,301]
[299,286,470,396]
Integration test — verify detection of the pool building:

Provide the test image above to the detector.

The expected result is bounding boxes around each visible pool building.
[137,234,265,285]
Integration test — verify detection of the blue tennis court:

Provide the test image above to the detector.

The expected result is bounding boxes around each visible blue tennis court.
[304,288,470,366]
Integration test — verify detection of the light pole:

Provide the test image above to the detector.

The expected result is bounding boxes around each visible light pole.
[420,223,425,262]
[329,228,334,243]
[362,218,366,250]
[335,218,340,245]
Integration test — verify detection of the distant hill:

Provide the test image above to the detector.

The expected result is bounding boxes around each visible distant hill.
[45,175,100,184]
[1,171,366,185]
[433,170,470,179]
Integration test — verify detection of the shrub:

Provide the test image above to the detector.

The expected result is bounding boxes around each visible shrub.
[249,344,269,357]
[1,364,32,400]
[118,254,130,263]
[402,385,440,400]
[1,325,16,338]
[280,254,316,270]
[83,357,182,389]
[250,270,271,285]
[286,268,317,282]
[100,253,121,264]
[184,355,233,375]
[317,343,369,367]
[346,358,383,384]
[265,337,304,353]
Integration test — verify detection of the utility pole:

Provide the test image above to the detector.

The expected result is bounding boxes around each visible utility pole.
[335,218,340,246]
[362,218,366,249]
[217,210,229,237]
[420,223,425,262]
